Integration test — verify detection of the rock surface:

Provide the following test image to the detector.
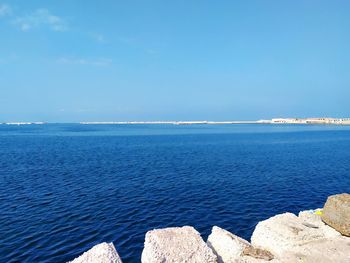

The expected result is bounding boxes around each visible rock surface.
[298,209,340,238]
[69,242,122,263]
[279,235,350,263]
[242,246,274,261]
[207,226,250,262]
[141,226,217,263]
[321,193,350,236]
[251,212,327,256]
[207,226,274,263]
[251,211,350,262]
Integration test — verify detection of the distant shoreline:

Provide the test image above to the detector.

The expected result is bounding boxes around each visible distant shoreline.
[1,118,350,125]
[79,118,350,125]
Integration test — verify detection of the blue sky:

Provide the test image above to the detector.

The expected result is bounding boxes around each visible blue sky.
[0,1,349,122]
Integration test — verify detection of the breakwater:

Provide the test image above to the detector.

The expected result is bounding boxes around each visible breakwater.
[70,193,350,263]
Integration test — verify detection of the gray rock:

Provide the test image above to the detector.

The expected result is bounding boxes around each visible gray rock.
[321,193,350,236]
[69,242,122,263]
[141,226,217,263]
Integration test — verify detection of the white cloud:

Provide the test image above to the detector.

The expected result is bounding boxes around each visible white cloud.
[13,8,68,31]
[57,57,112,66]
[0,3,11,16]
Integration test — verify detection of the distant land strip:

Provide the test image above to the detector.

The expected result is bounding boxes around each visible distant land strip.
[80,118,350,125]
[1,118,350,125]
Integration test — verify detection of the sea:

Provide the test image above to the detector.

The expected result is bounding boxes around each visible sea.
[0,123,349,262]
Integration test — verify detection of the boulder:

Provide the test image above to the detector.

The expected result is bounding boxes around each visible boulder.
[280,235,350,263]
[207,226,274,263]
[251,213,328,256]
[298,209,340,238]
[141,226,217,263]
[207,226,250,262]
[321,193,350,236]
[69,242,122,263]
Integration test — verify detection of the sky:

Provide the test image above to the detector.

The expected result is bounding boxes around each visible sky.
[0,0,349,122]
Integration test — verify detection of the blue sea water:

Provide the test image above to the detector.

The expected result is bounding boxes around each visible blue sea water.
[0,124,349,263]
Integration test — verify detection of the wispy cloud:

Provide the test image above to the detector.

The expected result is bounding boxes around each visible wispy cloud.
[0,54,19,64]
[13,8,68,31]
[0,3,11,16]
[2,4,109,48]
[57,57,112,66]
[118,36,136,45]
[89,33,107,43]
[146,49,158,55]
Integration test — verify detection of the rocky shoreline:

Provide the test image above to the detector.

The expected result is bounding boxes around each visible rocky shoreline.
[70,193,350,263]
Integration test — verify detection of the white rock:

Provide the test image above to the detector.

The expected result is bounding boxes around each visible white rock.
[207,226,249,262]
[298,209,340,238]
[141,226,217,263]
[251,213,327,256]
[298,209,324,227]
[69,242,122,263]
[281,236,350,263]
[207,226,274,263]
[251,212,350,262]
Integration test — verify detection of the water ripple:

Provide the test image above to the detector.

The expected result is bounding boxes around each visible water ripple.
[0,125,350,262]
